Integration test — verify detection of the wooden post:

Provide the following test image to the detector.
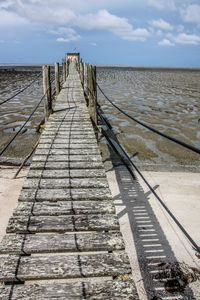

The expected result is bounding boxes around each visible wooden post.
[88,64,97,127]
[80,61,84,86]
[91,65,98,127]
[83,62,88,95]
[66,59,70,78]
[55,62,60,95]
[43,65,52,122]
[62,61,66,83]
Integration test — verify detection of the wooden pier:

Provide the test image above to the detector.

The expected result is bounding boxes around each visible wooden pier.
[0,61,139,299]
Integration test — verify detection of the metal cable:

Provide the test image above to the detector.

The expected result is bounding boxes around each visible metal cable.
[96,81,200,155]
[0,72,42,106]
[97,107,200,253]
[0,93,45,156]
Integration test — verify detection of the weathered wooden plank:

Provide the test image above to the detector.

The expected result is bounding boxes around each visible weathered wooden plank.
[44,127,94,131]
[23,178,109,189]
[37,143,99,150]
[42,132,95,137]
[0,253,131,282]
[0,232,124,254]
[30,161,104,170]
[0,279,138,299]
[27,169,106,179]
[19,188,112,202]
[32,155,102,162]
[48,119,91,123]
[39,138,97,144]
[14,200,114,216]
[34,149,100,156]
[41,135,96,141]
[7,214,119,233]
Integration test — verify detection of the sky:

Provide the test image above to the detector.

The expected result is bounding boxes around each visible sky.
[0,0,200,66]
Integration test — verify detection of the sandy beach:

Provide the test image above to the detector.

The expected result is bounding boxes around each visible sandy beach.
[0,163,199,299]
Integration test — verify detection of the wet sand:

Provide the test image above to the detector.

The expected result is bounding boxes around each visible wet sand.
[0,68,200,169]
[97,68,200,167]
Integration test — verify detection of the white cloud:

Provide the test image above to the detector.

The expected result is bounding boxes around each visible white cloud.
[147,0,176,10]
[0,1,150,42]
[158,39,175,46]
[168,33,200,45]
[181,4,200,23]
[0,39,5,43]
[50,27,81,43]
[77,10,150,41]
[0,10,28,27]
[151,19,173,31]
[57,37,79,43]
[177,25,184,32]
[156,30,163,36]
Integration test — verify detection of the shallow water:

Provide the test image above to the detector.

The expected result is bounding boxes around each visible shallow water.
[0,68,199,167]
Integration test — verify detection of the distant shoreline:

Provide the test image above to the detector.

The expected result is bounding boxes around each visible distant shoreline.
[0,63,200,72]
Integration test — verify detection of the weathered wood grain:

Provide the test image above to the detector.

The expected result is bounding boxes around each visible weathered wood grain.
[41,132,95,137]
[44,127,94,131]
[7,214,119,233]
[34,149,100,155]
[23,178,109,189]
[37,143,99,150]
[27,169,106,179]
[32,155,102,162]
[0,232,124,254]
[30,161,104,170]
[0,280,139,299]
[0,253,131,282]
[13,200,114,216]
[19,188,112,202]
[39,138,97,144]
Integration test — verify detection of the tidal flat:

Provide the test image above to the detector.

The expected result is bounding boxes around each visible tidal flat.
[0,67,199,169]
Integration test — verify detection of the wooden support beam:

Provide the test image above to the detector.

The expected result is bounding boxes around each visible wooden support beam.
[88,64,98,127]
[66,59,70,77]
[62,61,66,83]
[42,65,52,122]
[83,62,88,95]
[55,62,60,95]
[80,61,84,86]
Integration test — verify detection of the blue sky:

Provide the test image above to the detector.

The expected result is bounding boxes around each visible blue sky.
[0,0,200,66]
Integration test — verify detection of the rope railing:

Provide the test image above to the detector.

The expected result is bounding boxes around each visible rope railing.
[0,93,45,156]
[84,69,200,253]
[97,104,200,254]
[96,81,200,155]
[0,72,42,106]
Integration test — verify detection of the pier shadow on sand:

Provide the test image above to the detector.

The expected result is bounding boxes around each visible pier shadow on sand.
[104,145,197,300]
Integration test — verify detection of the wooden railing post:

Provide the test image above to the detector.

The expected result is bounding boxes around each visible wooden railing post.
[62,61,66,83]
[66,59,70,77]
[55,62,60,95]
[80,61,84,86]
[43,65,52,122]
[88,64,97,127]
[83,62,88,95]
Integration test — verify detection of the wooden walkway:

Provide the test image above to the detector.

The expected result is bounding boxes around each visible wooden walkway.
[0,63,138,299]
